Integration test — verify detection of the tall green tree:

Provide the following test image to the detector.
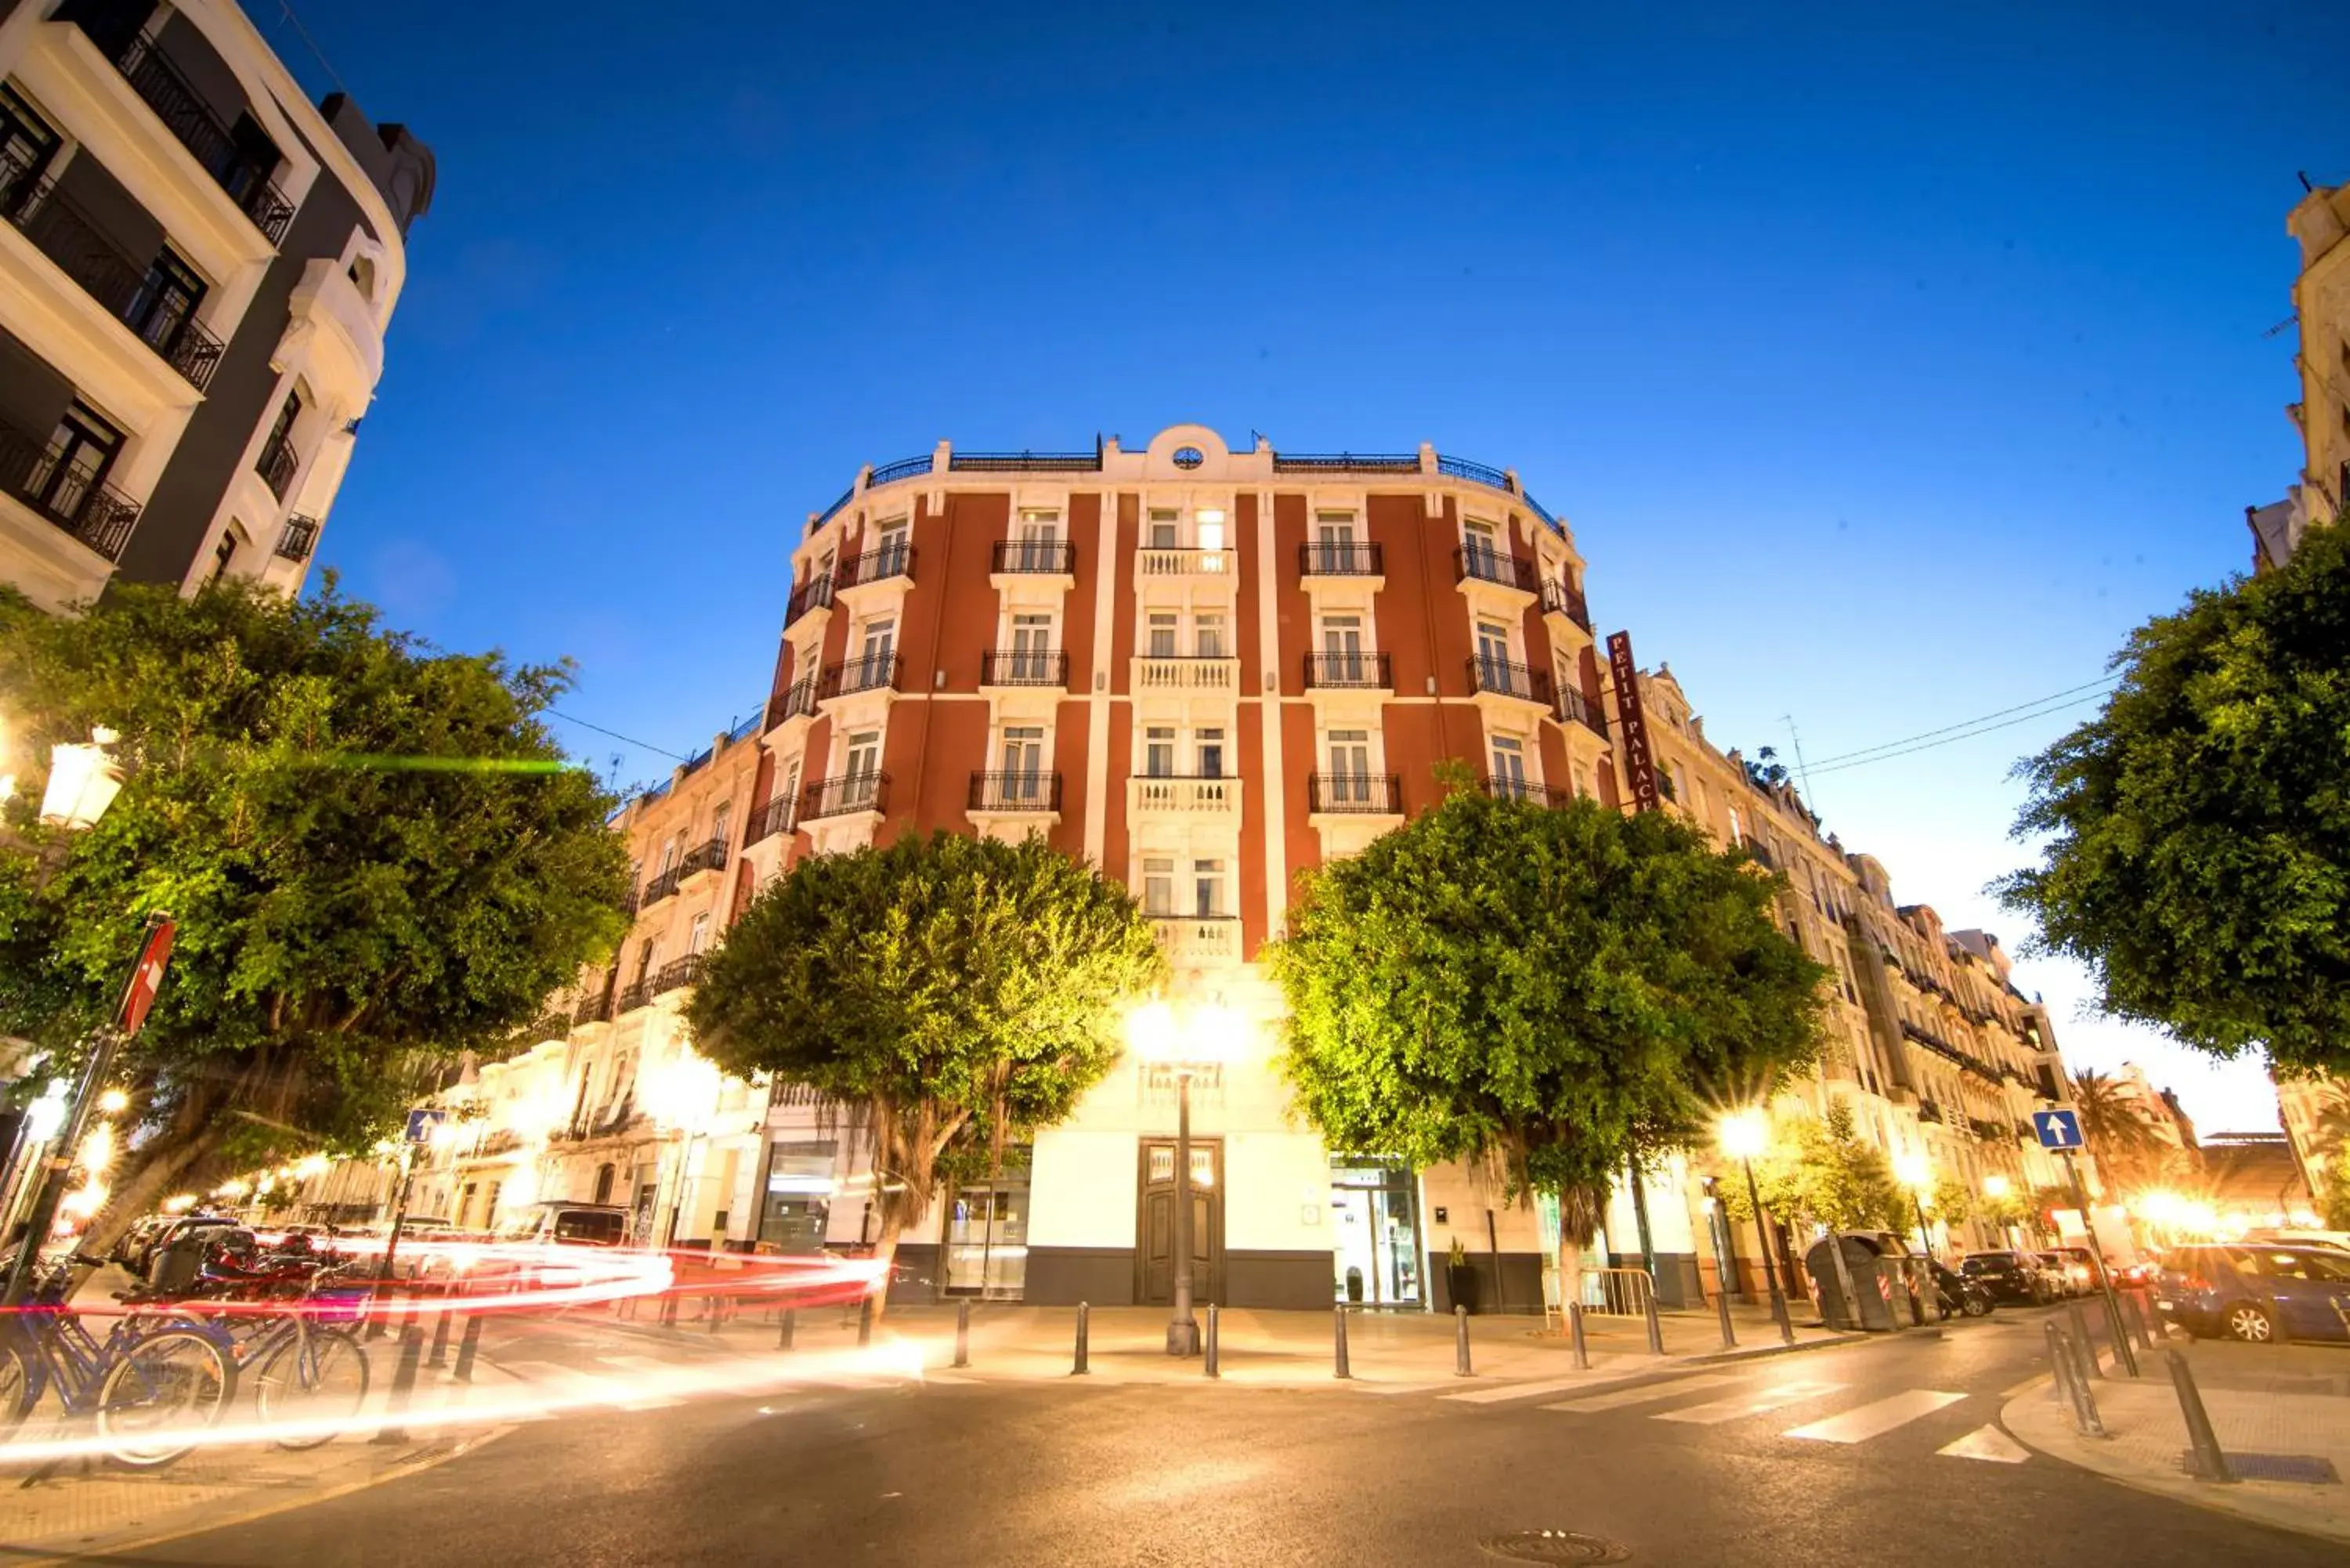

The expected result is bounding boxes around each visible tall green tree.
[1998,522,2350,1074]
[1268,780,1828,1301]
[0,582,629,1248]
[1723,1101,1907,1236]
[686,831,1164,1310]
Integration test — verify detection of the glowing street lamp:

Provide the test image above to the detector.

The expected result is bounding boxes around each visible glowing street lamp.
[1128,998,1243,1357]
[1714,1108,1794,1345]
[38,730,124,830]
[1893,1150,1936,1259]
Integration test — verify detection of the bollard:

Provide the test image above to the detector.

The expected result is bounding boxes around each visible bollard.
[1333,1305,1352,1379]
[452,1312,486,1385]
[2106,1295,2141,1378]
[660,1288,680,1330]
[1455,1304,1474,1376]
[1072,1302,1090,1375]
[1642,1288,1665,1356]
[858,1295,874,1348]
[2044,1321,2075,1407]
[707,1294,725,1335]
[777,1307,797,1351]
[2128,1291,2157,1350]
[425,1301,454,1370]
[374,1321,425,1445]
[2045,1320,2106,1438]
[2066,1330,2109,1438]
[1205,1304,1220,1379]
[2066,1300,2102,1378]
[954,1299,971,1369]
[2165,1349,2235,1483]
[1715,1284,1737,1350]
[1567,1302,1591,1370]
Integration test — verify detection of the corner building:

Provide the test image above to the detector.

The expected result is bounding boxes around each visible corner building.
[743,425,1616,1310]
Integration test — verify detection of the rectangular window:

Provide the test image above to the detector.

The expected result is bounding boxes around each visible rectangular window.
[1193,858,1226,919]
[1476,619,1511,688]
[1195,508,1227,552]
[1016,508,1061,570]
[1143,857,1174,915]
[127,247,207,359]
[1144,726,1175,778]
[1464,519,1500,575]
[1491,733,1527,799]
[0,84,62,200]
[1195,727,1225,779]
[1000,725,1044,797]
[873,518,909,577]
[710,802,732,847]
[1328,728,1371,804]
[1010,612,1053,679]
[689,912,711,954]
[1314,511,1358,574]
[1195,612,1226,659]
[255,385,302,499]
[206,532,237,585]
[1147,612,1177,658]
[1148,509,1179,548]
[1321,614,1364,682]
[859,616,896,670]
[25,403,124,524]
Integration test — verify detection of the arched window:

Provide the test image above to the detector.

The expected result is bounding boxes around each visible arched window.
[593,1163,616,1205]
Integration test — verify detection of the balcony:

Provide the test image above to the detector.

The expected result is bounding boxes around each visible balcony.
[1297,541,1384,577]
[1466,657,1553,706]
[676,836,728,886]
[255,428,298,500]
[783,575,833,629]
[616,981,653,1014]
[743,795,795,847]
[1540,578,1593,632]
[835,542,913,593]
[1302,652,1391,691]
[765,677,819,732]
[2,160,224,389]
[0,414,140,561]
[1152,914,1242,966]
[638,865,682,909]
[571,991,614,1028]
[981,649,1069,688]
[1481,775,1571,809]
[869,454,932,486]
[1133,656,1237,694]
[968,771,1064,815]
[1130,775,1239,815]
[1136,547,1231,578]
[1274,452,1419,475]
[801,771,889,821]
[817,653,901,702]
[650,954,705,996]
[1307,773,1402,815]
[949,450,1099,472]
[1454,548,1539,595]
[1918,1100,1944,1125]
[275,514,319,562]
[66,8,297,243]
[991,540,1076,576]
[1555,685,1608,740]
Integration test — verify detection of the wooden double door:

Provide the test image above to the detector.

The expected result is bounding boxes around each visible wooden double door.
[1136,1137,1224,1306]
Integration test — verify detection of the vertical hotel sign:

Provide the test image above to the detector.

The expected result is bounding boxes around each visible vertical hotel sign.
[1606,631,1661,813]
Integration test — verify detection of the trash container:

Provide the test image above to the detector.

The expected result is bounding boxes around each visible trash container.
[1805,1234,1896,1331]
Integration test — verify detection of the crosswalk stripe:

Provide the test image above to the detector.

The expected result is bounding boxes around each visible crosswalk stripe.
[1655,1379,1845,1426]
[1542,1374,1741,1413]
[1784,1389,1965,1443]
[1938,1424,2031,1463]
[1444,1375,1621,1405]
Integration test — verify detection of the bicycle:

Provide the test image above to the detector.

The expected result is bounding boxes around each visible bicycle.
[0,1255,237,1468]
[136,1248,374,1451]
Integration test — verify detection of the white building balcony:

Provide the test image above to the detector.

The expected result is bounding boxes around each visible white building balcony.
[1152,915,1242,968]
[1129,775,1241,818]
[1135,546,1232,581]
[1132,656,1238,694]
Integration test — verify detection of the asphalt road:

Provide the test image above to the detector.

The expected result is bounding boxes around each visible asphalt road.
[104,1308,2333,1568]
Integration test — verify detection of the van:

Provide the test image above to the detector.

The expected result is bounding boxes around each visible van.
[501,1202,631,1248]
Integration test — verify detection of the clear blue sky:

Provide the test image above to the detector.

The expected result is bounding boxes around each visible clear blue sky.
[275,1,2350,1131]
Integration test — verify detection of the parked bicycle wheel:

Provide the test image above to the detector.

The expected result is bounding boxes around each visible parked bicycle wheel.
[254,1325,370,1450]
[0,1338,37,1433]
[95,1328,235,1467]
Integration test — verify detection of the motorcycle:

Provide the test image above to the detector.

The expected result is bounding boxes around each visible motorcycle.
[1930,1261,1994,1319]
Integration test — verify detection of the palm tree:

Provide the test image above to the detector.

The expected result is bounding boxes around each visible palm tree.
[2068,1069,2174,1193]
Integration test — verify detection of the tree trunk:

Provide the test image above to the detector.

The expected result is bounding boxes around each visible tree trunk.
[865,1204,907,1325]
[78,1122,230,1259]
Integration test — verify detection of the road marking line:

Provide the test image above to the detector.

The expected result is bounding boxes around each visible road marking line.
[1542,1374,1742,1413]
[1938,1424,2031,1463]
[504,1358,685,1411]
[1445,1375,1625,1405]
[1784,1389,1966,1443]
[1654,1379,1843,1425]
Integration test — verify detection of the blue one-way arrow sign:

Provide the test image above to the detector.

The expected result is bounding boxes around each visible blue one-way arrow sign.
[2033,1108,2083,1151]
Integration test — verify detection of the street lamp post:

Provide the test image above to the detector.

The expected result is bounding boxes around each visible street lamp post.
[1168,1061,1200,1357]
[1130,999,1242,1358]
[1716,1110,1794,1344]
[1894,1151,1936,1260]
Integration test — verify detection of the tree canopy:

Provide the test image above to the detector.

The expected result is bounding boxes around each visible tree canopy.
[1998,522,2350,1074]
[1723,1100,1908,1236]
[686,829,1165,1293]
[1268,781,1828,1246]
[0,582,629,1240]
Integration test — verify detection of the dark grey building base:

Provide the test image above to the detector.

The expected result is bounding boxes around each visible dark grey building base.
[1609,1250,1704,1309]
[1224,1250,1335,1310]
[887,1242,941,1305]
[1427,1250,1547,1315]
[1024,1247,1340,1310]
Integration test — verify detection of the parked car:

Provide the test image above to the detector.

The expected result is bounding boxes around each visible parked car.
[2155,1243,2350,1343]
[2046,1245,2102,1295]
[1930,1260,1994,1318]
[1959,1250,2049,1305]
[121,1213,240,1281]
[2243,1229,2350,1255]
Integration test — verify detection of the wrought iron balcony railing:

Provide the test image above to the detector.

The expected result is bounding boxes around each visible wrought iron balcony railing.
[981,649,1069,687]
[817,653,901,701]
[0,415,140,561]
[783,574,833,628]
[991,540,1076,574]
[801,771,889,820]
[765,678,819,732]
[275,513,319,562]
[868,454,932,486]
[1556,685,1608,739]
[968,771,1064,813]
[1480,775,1572,809]
[255,430,298,500]
[616,981,652,1014]
[1466,657,1553,705]
[1302,652,1390,690]
[1540,577,1592,630]
[638,866,682,908]
[677,836,727,880]
[1454,548,1540,593]
[743,794,795,847]
[1307,773,1402,815]
[651,954,704,995]
[1297,541,1384,576]
[571,990,614,1027]
[834,543,913,591]
[947,450,1099,471]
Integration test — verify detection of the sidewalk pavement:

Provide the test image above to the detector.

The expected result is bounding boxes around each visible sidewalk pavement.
[678,1296,1859,1389]
[2003,1336,2350,1545]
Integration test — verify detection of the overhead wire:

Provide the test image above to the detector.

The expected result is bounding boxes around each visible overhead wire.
[1797,674,2122,771]
[544,709,690,762]
[1802,688,2119,779]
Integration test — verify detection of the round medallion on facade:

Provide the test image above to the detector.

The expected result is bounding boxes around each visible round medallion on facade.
[1173,446,1205,470]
